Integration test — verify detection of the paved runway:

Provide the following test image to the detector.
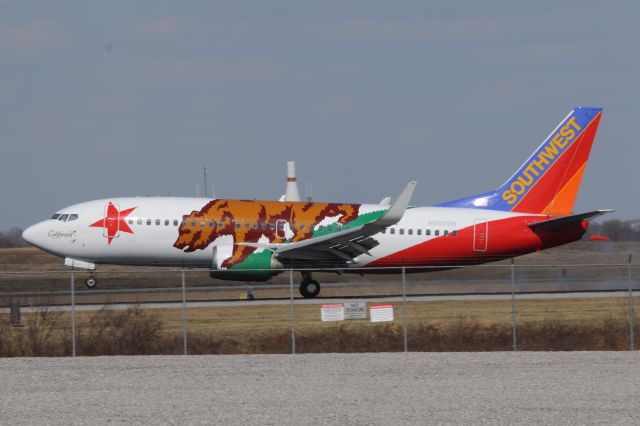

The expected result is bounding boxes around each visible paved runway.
[0,290,636,313]
[1,352,638,425]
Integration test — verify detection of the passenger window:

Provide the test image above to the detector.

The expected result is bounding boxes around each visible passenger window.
[417,229,422,235]
[174,220,179,226]
[218,222,224,228]
[68,214,78,221]
[300,224,305,231]
[261,223,267,230]
[51,214,61,220]
[191,221,196,227]
[278,223,285,230]
[138,218,143,225]
[156,219,161,226]
[236,223,241,229]
[444,230,449,236]
[270,223,275,231]
[128,219,134,225]
[408,229,413,235]
[200,221,205,227]
[426,229,431,236]
[147,219,152,225]
[181,220,187,226]
[390,228,395,235]
[452,230,458,237]
[253,224,258,230]
[209,220,214,228]
[164,220,169,226]
[318,225,324,231]
[435,230,440,236]
[382,228,386,234]
[399,228,404,235]
[59,214,69,222]
[245,223,250,229]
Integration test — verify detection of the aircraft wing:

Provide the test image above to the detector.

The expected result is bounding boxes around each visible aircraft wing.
[527,209,614,232]
[274,181,417,263]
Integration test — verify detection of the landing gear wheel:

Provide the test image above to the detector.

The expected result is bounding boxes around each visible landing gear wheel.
[299,280,320,298]
[85,276,98,289]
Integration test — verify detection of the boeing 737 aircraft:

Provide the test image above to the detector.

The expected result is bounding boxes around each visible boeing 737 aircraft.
[23,107,609,297]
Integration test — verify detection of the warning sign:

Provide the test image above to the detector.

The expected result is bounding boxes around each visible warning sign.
[370,304,394,323]
[344,302,367,320]
[321,304,345,322]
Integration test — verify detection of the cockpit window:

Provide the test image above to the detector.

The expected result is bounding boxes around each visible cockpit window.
[68,214,79,222]
[59,214,69,222]
[51,213,61,220]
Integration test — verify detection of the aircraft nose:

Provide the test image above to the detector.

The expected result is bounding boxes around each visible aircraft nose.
[22,223,43,247]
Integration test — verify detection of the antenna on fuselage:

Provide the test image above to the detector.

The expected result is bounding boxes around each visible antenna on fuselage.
[203,164,209,198]
[306,181,313,202]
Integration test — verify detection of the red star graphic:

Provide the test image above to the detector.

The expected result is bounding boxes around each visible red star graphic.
[90,202,137,244]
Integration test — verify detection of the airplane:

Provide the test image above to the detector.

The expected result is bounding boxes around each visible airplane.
[22,107,610,298]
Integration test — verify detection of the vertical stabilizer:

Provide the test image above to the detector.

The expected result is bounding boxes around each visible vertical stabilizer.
[284,161,301,202]
[438,107,603,215]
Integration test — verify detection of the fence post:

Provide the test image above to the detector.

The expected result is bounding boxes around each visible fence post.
[181,269,188,355]
[70,268,77,357]
[10,298,21,327]
[628,255,635,351]
[402,265,408,353]
[289,269,296,354]
[510,258,517,351]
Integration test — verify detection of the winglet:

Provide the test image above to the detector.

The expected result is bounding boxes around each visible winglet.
[377,181,417,226]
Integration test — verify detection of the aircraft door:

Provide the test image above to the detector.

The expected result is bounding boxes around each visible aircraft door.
[473,218,488,252]
[102,202,121,240]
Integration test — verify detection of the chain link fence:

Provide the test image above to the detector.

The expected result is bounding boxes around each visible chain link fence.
[0,261,638,356]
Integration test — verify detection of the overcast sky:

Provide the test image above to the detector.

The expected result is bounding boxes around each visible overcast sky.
[1,1,638,230]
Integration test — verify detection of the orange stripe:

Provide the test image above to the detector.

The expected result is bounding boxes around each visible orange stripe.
[541,162,587,215]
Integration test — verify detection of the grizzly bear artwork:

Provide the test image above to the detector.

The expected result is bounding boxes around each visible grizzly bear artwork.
[173,199,361,268]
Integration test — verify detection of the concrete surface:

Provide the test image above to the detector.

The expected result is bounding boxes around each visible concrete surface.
[1,352,639,425]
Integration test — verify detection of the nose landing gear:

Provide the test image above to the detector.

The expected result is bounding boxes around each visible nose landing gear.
[85,275,98,289]
[299,272,320,298]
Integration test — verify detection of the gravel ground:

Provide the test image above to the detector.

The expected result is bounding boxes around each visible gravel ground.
[1,352,639,425]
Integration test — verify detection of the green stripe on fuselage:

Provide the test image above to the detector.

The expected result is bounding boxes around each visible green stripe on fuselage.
[233,208,387,269]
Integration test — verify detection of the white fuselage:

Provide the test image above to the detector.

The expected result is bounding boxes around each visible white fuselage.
[22,197,547,270]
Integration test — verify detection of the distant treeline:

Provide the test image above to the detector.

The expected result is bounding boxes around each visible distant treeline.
[587,219,640,241]
[0,228,27,248]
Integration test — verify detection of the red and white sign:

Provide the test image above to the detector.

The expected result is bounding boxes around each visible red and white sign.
[321,303,345,322]
[370,304,394,323]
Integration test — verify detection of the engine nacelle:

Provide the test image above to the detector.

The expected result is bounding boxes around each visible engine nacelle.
[209,245,283,282]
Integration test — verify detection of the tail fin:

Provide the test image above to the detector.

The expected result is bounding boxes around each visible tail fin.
[438,107,603,215]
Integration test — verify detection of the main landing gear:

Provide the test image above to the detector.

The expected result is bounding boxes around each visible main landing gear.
[85,275,98,289]
[299,272,320,298]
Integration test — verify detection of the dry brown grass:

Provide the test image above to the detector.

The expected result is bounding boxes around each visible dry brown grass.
[0,296,638,356]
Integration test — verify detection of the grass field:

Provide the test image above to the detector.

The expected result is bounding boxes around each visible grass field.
[1,241,638,355]
[1,294,636,356]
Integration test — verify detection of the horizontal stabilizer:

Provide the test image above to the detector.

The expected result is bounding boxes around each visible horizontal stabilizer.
[528,209,614,232]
